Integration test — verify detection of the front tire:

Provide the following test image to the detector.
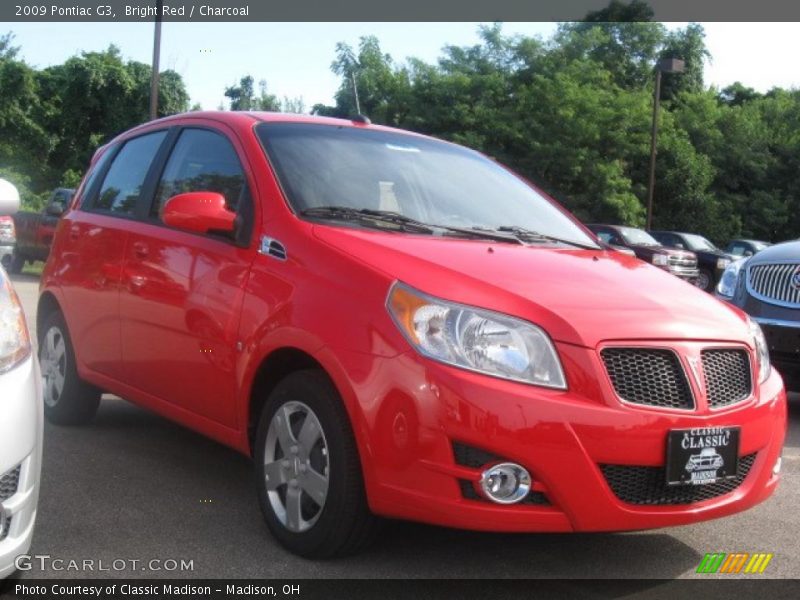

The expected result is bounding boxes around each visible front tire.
[696,268,713,292]
[39,310,101,425]
[254,370,379,558]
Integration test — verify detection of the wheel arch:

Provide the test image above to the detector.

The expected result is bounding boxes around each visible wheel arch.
[243,344,377,496]
[36,290,63,342]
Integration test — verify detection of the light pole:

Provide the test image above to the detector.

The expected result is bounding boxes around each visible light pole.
[149,0,163,120]
[646,57,685,230]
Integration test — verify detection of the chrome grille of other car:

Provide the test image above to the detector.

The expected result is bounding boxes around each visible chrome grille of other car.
[668,255,697,268]
[701,349,752,408]
[601,348,694,410]
[747,262,800,308]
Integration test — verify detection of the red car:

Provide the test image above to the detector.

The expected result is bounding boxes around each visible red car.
[39,112,786,558]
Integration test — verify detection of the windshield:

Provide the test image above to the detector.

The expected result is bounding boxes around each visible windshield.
[682,234,717,252]
[619,227,660,246]
[256,123,598,247]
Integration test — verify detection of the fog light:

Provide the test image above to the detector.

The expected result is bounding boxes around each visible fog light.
[773,457,782,476]
[479,462,531,504]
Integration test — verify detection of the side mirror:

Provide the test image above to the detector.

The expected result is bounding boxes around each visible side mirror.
[0,178,21,216]
[162,192,236,235]
[743,250,754,257]
[46,201,65,216]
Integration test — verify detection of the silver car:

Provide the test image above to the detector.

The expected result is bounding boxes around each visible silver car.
[0,179,43,579]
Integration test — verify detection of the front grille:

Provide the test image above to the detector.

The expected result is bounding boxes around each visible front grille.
[601,453,757,505]
[747,263,800,307]
[668,255,698,268]
[0,465,21,502]
[0,517,10,541]
[702,349,752,407]
[601,348,694,410]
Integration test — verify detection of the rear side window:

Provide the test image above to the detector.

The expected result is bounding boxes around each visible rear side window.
[77,148,116,208]
[152,129,246,218]
[94,131,167,215]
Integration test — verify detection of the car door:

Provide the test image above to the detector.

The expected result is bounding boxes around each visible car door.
[119,124,256,427]
[57,130,169,380]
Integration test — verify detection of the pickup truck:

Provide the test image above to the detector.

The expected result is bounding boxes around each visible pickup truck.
[8,188,72,273]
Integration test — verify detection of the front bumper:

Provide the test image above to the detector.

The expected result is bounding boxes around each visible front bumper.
[0,357,43,579]
[753,318,800,391]
[346,345,786,533]
[665,266,699,281]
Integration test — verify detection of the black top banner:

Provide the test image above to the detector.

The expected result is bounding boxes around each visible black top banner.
[2,0,800,22]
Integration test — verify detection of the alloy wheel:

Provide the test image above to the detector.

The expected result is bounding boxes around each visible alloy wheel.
[263,401,330,532]
[40,326,67,408]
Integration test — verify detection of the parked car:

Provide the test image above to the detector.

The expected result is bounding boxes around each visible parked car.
[717,240,800,391]
[587,224,700,282]
[8,188,72,273]
[0,216,14,270]
[650,231,734,292]
[0,178,43,579]
[724,239,770,258]
[40,112,785,558]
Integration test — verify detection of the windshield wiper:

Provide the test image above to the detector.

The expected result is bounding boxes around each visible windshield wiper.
[301,206,436,234]
[494,226,600,250]
[301,206,523,243]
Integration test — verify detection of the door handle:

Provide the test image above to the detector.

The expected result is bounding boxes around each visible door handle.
[132,242,149,259]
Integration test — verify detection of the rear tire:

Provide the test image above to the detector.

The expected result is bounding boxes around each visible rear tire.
[39,310,101,425]
[8,251,24,274]
[254,370,380,558]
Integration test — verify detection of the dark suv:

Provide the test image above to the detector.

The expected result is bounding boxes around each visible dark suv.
[587,224,699,283]
[650,231,733,292]
[717,240,800,390]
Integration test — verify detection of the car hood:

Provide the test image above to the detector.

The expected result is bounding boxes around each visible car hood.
[630,244,695,260]
[313,226,752,348]
[747,240,800,265]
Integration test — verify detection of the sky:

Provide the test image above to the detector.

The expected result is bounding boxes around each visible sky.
[4,22,800,110]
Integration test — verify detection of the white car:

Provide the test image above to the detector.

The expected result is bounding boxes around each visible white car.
[0,178,42,579]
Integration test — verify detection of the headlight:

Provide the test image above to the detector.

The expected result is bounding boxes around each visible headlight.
[387,282,566,389]
[748,317,771,384]
[652,254,669,266]
[0,274,31,373]
[716,257,731,270]
[716,258,747,298]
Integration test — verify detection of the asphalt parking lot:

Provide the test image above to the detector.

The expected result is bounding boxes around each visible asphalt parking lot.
[8,272,800,580]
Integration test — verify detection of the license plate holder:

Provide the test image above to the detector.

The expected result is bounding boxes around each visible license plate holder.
[666,427,740,486]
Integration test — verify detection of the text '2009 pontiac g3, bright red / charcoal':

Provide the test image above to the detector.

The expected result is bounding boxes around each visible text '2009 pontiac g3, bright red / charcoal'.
[38,112,786,557]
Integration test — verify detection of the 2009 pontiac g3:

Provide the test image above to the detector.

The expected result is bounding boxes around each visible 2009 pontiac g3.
[0,179,43,578]
[39,112,786,557]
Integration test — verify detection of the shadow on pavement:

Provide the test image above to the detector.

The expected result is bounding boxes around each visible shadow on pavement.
[28,398,702,581]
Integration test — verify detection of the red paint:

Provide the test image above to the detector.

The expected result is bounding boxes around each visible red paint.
[41,111,786,533]
[162,192,236,234]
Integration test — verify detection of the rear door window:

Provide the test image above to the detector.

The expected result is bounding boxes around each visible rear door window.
[93,131,167,215]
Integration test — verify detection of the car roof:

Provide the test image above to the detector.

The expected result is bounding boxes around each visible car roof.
[120,110,430,140]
